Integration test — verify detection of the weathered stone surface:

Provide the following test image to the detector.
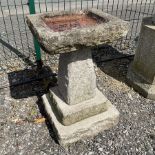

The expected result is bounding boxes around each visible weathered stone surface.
[58,49,96,105]
[49,87,109,126]
[127,66,155,100]
[26,8,129,55]
[127,17,155,100]
[42,94,119,147]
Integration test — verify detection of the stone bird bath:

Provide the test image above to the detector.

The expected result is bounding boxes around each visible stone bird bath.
[27,8,129,146]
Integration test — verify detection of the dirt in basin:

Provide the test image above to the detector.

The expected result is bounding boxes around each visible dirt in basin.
[44,14,102,32]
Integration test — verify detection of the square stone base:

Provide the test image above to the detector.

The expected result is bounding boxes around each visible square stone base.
[127,65,155,100]
[49,87,109,126]
[42,94,119,147]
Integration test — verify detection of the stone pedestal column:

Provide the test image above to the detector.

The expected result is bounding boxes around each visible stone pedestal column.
[58,49,96,105]
[42,49,119,146]
[127,17,155,100]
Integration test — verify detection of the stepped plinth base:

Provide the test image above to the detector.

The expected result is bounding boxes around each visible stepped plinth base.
[49,87,110,126]
[42,94,119,147]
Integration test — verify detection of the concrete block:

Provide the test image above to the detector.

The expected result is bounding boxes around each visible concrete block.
[127,17,155,100]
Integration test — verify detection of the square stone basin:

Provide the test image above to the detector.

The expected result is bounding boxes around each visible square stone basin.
[26,8,129,54]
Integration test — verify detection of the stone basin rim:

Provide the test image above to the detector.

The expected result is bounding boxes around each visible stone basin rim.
[28,9,110,33]
[26,8,129,55]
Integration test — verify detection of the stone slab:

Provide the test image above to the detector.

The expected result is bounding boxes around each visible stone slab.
[42,94,119,147]
[127,65,155,100]
[49,87,109,126]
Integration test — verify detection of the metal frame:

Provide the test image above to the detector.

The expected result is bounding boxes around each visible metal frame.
[28,0,42,69]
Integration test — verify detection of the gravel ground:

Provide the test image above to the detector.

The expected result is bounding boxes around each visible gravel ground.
[0,49,155,155]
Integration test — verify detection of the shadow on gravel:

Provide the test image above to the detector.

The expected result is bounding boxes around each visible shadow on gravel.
[36,96,59,145]
[8,66,57,99]
[0,38,34,66]
[7,65,59,144]
[93,45,134,83]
